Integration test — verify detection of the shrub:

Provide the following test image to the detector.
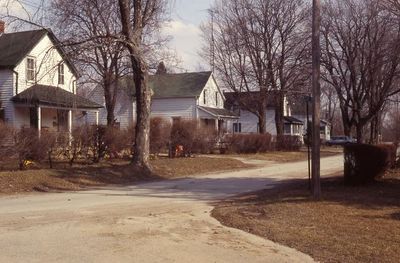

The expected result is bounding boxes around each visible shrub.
[170,119,218,156]
[275,135,302,151]
[11,128,46,170]
[344,144,391,185]
[0,121,11,146]
[150,117,171,156]
[226,133,273,153]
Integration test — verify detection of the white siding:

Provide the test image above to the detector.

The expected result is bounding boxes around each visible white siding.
[151,98,196,120]
[14,34,76,94]
[197,76,225,109]
[227,109,277,135]
[81,86,135,129]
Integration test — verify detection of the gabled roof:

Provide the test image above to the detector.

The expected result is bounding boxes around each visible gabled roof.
[284,116,303,125]
[149,71,212,98]
[0,29,79,76]
[118,71,215,98]
[12,84,102,109]
[224,91,281,109]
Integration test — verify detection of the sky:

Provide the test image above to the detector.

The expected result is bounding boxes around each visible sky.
[165,0,214,71]
[0,0,214,72]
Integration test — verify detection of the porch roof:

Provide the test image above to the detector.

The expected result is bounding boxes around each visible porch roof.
[12,84,103,109]
[284,116,303,125]
[198,106,239,119]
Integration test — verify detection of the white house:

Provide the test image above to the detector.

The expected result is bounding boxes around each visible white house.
[87,71,238,132]
[0,27,102,134]
[289,96,331,141]
[224,91,304,137]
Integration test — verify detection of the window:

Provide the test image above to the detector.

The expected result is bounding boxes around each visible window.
[215,92,218,106]
[203,89,207,104]
[26,57,35,82]
[233,123,241,133]
[58,63,65,85]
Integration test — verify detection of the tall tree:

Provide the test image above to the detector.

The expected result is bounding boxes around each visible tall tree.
[117,0,168,171]
[51,0,127,126]
[202,0,309,134]
[321,0,400,143]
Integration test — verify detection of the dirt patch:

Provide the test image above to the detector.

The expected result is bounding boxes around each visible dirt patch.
[212,171,400,263]
[224,147,342,163]
[0,157,251,195]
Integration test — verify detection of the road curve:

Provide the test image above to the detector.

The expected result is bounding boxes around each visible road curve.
[0,155,343,263]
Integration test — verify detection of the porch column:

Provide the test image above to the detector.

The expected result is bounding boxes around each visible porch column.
[215,118,219,132]
[37,106,41,138]
[68,110,72,145]
[95,111,99,126]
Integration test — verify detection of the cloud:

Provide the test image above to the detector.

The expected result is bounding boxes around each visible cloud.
[162,20,208,72]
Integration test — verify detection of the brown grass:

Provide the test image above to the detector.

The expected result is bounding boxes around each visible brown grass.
[0,157,251,195]
[225,147,343,163]
[212,171,400,263]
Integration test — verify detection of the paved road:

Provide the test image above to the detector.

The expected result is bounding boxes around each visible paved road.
[0,155,343,263]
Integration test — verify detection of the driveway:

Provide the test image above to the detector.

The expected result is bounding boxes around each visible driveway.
[0,155,343,263]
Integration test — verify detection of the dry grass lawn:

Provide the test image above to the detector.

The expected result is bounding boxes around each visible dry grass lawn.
[0,157,251,195]
[212,171,400,263]
[225,147,343,163]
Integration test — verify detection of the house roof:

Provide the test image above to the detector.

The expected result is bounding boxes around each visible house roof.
[284,116,303,125]
[224,91,280,109]
[198,106,239,119]
[12,84,102,109]
[149,71,213,98]
[120,71,215,99]
[0,29,79,76]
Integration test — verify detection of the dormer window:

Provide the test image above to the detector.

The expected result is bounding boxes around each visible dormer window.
[203,89,207,104]
[26,57,35,82]
[58,63,64,85]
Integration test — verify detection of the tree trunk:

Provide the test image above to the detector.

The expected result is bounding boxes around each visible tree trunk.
[274,93,285,136]
[132,64,152,171]
[118,0,152,172]
[103,76,116,127]
[356,123,364,144]
[258,111,266,134]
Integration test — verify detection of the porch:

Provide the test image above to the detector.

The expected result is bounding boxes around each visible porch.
[11,84,102,135]
[197,106,239,135]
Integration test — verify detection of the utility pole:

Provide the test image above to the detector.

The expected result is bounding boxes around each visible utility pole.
[311,0,321,199]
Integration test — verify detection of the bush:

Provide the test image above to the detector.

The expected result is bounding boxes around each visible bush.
[275,135,302,151]
[170,119,218,156]
[344,144,392,185]
[12,128,47,170]
[226,133,273,153]
[150,117,171,156]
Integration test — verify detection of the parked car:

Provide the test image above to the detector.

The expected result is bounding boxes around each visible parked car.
[326,136,356,146]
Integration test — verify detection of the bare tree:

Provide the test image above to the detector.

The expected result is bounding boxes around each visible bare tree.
[321,0,400,143]
[202,0,310,134]
[117,0,168,171]
[51,0,129,126]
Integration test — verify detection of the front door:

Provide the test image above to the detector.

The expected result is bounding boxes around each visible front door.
[29,107,38,129]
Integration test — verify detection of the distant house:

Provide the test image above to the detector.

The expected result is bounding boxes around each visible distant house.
[87,71,238,131]
[223,91,304,137]
[290,96,331,141]
[0,26,102,134]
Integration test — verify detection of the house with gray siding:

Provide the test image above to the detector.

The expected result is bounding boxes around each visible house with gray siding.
[0,26,101,134]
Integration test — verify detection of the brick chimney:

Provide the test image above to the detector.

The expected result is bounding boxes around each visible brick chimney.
[0,20,5,34]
